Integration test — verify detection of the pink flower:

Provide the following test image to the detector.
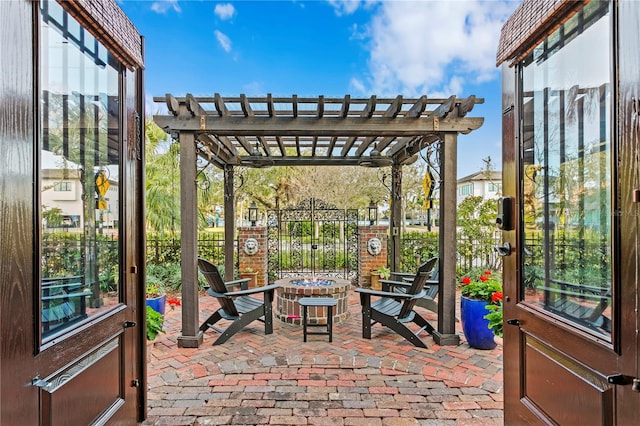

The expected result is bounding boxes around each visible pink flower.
[461,276,471,285]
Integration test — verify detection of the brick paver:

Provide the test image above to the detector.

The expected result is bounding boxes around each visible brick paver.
[143,289,503,425]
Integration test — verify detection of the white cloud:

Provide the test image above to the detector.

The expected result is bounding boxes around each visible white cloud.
[214,3,236,20]
[150,0,180,14]
[242,81,265,96]
[349,77,366,95]
[215,30,232,53]
[328,0,366,16]
[344,1,517,96]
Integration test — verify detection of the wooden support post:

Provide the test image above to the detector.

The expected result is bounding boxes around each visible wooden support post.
[223,165,235,281]
[178,131,203,348]
[390,164,402,272]
[433,132,460,346]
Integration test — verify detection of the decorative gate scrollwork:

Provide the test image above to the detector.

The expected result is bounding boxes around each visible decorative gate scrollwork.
[267,198,358,283]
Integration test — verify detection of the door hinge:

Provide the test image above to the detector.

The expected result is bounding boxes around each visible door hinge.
[506,319,520,326]
[131,379,141,387]
[32,375,50,389]
[123,321,137,328]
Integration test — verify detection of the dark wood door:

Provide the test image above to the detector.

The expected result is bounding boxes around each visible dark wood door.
[502,2,640,423]
[0,1,144,424]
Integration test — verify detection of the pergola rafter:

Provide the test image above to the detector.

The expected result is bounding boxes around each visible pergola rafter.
[152,93,484,349]
[155,94,483,167]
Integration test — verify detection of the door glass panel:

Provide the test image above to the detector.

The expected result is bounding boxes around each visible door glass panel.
[40,1,121,340]
[521,1,611,338]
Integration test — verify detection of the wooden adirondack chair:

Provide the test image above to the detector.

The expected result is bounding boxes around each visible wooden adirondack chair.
[542,279,611,334]
[385,257,440,313]
[198,258,279,345]
[355,258,437,348]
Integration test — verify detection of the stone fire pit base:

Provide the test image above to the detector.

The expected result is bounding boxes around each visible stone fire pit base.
[275,277,351,325]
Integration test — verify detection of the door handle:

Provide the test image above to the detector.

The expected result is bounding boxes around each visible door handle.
[506,319,520,326]
[606,373,640,391]
[123,321,136,328]
[607,373,631,385]
[495,242,512,257]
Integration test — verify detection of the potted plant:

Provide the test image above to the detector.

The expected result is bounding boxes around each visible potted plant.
[459,270,503,349]
[145,281,166,315]
[240,267,258,289]
[370,265,391,290]
[146,297,180,342]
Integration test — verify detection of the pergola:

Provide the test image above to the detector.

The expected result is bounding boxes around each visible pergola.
[153,93,484,348]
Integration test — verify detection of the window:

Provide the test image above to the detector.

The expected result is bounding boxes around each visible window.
[520,0,611,339]
[53,181,72,191]
[488,182,501,192]
[39,1,121,341]
[458,183,473,196]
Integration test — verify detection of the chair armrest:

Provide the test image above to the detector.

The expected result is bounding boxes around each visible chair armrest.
[391,272,414,279]
[390,272,415,283]
[224,278,251,290]
[379,279,411,292]
[355,287,413,300]
[226,283,280,297]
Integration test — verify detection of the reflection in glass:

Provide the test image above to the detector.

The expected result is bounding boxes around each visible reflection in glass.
[521,1,611,338]
[40,1,121,340]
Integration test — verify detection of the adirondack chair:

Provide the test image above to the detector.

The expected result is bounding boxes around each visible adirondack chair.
[355,258,438,348]
[542,279,611,334]
[385,257,440,313]
[198,258,279,345]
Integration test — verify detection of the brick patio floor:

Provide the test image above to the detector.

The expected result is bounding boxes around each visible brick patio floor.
[144,288,503,425]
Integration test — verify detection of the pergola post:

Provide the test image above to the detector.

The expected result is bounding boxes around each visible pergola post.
[223,165,235,281]
[433,132,460,345]
[390,164,402,272]
[177,131,204,348]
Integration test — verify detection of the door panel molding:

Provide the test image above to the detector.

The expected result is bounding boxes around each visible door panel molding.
[39,337,123,425]
[523,336,614,426]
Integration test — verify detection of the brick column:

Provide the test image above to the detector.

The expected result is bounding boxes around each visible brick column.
[358,225,388,287]
[238,226,267,287]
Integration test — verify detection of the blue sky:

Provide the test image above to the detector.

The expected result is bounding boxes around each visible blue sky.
[119,0,520,178]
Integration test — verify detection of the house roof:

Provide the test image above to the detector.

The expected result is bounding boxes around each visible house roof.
[457,171,501,184]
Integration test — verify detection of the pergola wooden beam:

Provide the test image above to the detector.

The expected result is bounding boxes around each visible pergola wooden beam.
[153,116,483,137]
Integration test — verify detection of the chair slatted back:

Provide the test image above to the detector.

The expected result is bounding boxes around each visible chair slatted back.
[197,258,239,317]
[424,260,440,299]
[398,257,438,319]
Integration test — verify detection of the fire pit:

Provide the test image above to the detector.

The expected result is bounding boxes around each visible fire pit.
[275,277,351,325]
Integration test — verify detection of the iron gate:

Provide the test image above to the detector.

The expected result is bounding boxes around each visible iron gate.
[267,198,358,282]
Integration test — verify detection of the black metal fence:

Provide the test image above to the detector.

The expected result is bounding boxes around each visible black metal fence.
[145,232,502,276]
[398,232,502,274]
[42,232,119,292]
[147,234,233,269]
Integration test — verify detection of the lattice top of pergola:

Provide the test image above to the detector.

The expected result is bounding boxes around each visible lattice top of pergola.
[153,93,484,168]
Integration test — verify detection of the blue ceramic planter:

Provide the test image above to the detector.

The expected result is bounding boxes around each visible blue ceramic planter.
[460,296,497,350]
[146,294,166,316]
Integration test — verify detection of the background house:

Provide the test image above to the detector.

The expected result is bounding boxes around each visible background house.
[456,170,502,204]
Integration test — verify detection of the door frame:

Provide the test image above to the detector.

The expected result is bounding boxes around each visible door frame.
[500,1,640,423]
[0,0,146,424]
